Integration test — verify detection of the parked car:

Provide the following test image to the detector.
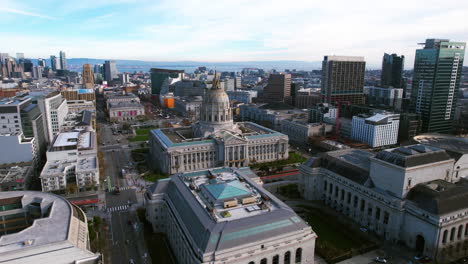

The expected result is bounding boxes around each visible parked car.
[374,257,387,263]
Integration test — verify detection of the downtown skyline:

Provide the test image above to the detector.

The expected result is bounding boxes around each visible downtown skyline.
[1,0,468,67]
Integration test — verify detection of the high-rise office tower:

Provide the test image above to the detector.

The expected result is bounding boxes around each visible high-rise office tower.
[38,58,47,67]
[59,51,67,70]
[104,60,118,81]
[22,59,33,73]
[0,53,8,64]
[33,65,44,79]
[381,53,404,88]
[321,56,366,105]
[50,55,60,71]
[410,38,466,133]
[94,64,103,74]
[82,64,95,89]
[16,53,25,63]
[150,68,184,94]
[263,73,291,102]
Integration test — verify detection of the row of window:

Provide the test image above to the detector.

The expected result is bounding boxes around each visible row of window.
[324,180,390,224]
[442,224,468,244]
[248,248,302,264]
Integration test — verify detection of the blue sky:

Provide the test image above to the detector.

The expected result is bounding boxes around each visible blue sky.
[0,0,467,67]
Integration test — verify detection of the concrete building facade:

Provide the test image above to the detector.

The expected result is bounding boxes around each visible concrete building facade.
[351,112,400,148]
[145,167,316,264]
[300,145,468,263]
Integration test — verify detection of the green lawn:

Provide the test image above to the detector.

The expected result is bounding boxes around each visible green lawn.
[129,135,149,142]
[129,127,156,142]
[250,151,307,169]
[143,173,169,182]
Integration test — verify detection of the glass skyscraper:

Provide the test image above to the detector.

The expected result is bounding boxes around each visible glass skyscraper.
[410,39,465,133]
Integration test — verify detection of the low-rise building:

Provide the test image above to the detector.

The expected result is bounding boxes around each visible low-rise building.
[281,120,333,143]
[299,144,468,263]
[145,167,316,264]
[66,99,95,113]
[40,131,99,192]
[108,101,145,122]
[226,90,258,104]
[173,96,203,119]
[351,112,400,148]
[105,93,140,109]
[240,103,308,131]
[0,191,100,263]
[0,133,37,167]
[0,165,33,191]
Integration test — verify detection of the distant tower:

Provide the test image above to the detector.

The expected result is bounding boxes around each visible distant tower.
[38,58,47,67]
[263,73,291,102]
[321,55,366,105]
[16,53,25,63]
[104,60,118,81]
[50,55,60,71]
[82,64,95,89]
[381,53,404,88]
[410,38,466,133]
[59,51,67,70]
[0,53,8,64]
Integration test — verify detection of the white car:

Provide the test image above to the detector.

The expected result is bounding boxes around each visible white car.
[374,257,387,263]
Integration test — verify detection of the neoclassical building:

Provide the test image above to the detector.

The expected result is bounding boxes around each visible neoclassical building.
[150,76,289,174]
[299,144,468,263]
[145,167,316,264]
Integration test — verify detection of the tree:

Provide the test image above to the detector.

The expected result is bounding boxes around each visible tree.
[122,123,131,131]
[66,183,77,194]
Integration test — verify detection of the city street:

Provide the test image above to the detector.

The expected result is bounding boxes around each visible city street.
[96,95,151,264]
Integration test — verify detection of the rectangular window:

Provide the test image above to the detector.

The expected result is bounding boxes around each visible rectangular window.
[360,200,365,212]
[375,207,381,220]
[383,212,389,224]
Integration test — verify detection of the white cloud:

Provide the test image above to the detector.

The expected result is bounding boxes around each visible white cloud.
[0,6,54,19]
[1,0,467,67]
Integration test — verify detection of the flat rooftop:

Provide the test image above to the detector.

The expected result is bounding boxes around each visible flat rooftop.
[375,144,452,168]
[151,121,284,148]
[53,132,80,147]
[148,167,313,254]
[182,170,278,222]
[0,191,71,252]
[52,131,92,149]
[414,134,468,155]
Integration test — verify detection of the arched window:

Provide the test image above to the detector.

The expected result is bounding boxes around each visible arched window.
[458,225,464,239]
[443,230,448,243]
[451,227,456,241]
[295,248,302,263]
[260,258,267,264]
[248,262,255,264]
[284,251,291,264]
[465,223,468,236]
[272,255,279,264]
[324,180,328,191]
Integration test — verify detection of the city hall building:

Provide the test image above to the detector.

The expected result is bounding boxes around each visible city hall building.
[299,144,468,263]
[150,76,289,174]
[145,167,316,264]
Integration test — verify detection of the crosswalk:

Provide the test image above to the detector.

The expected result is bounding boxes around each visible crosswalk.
[107,205,130,213]
[108,186,133,192]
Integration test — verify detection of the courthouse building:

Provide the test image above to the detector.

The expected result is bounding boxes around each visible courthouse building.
[145,167,316,264]
[299,144,468,263]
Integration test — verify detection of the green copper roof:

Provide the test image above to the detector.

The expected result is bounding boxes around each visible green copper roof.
[203,180,251,200]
